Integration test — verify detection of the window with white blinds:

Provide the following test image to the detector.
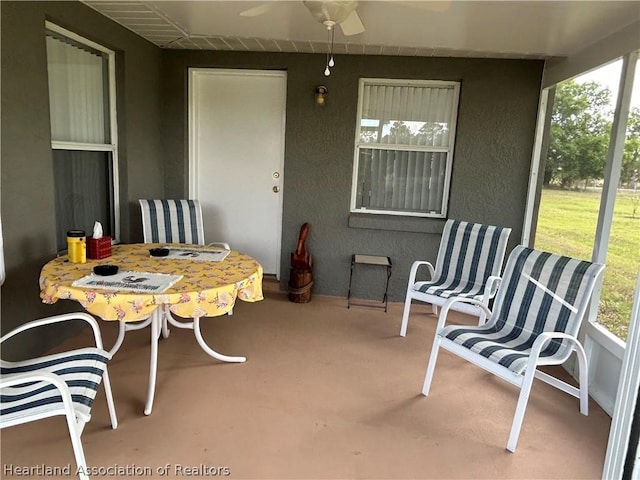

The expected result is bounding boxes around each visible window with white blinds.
[350,79,460,217]
[45,22,119,250]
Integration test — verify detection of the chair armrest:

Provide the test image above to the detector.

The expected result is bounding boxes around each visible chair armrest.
[435,297,492,332]
[408,260,435,285]
[518,332,588,384]
[207,242,231,250]
[0,370,69,391]
[0,312,105,350]
[481,275,502,303]
[529,331,582,359]
[0,371,76,419]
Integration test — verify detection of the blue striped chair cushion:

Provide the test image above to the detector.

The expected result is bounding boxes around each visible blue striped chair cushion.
[439,246,603,374]
[1,347,111,423]
[414,220,511,298]
[139,199,204,244]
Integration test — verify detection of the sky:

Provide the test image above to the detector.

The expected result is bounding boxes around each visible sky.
[575,58,640,109]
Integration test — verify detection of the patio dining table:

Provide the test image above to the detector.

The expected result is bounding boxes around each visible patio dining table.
[39,243,264,415]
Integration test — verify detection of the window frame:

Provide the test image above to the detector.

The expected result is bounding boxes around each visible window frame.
[349,78,460,218]
[45,21,120,245]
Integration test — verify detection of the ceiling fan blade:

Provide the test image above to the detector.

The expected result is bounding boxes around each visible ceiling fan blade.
[340,10,365,36]
[239,3,275,17]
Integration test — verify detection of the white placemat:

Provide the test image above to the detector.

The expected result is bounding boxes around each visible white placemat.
[164,247,230,262]
[72,271,183,293]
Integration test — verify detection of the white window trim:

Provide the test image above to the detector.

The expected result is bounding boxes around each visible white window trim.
[350,78,460,218]
[45,21,120,243]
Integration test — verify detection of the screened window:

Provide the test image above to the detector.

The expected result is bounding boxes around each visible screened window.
[350,79,460,217]
[46,22,119,251]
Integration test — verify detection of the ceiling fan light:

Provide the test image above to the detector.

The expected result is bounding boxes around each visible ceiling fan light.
[307,1,358,76]
[304,1,359,25]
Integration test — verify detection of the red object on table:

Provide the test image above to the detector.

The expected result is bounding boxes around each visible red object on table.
[88,236,112,259]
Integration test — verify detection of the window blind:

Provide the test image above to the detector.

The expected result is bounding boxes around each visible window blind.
[360,84,455,147]
[356,149,446,213]
[46,34,109,144]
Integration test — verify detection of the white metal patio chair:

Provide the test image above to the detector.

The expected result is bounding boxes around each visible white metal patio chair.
[421,245,605,452]
[0,312,118,480]
[137,198,234,351]
[400,219,512,336]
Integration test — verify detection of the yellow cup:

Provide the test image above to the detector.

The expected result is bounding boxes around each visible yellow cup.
[67,230,86,264]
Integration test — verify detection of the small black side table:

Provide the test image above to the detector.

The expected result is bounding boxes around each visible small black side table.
[347,254,392,312]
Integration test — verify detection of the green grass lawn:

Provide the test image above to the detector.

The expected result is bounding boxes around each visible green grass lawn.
[535,188,640,340]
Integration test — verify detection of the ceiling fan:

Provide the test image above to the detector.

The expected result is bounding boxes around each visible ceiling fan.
[240,1,365,37]
[240,0,365,76]
[240,1,366,76]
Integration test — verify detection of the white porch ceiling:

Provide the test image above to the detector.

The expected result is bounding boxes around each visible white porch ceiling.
[82,1,640,60]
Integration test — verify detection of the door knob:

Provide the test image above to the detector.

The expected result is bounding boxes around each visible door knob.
[273,186,280,193]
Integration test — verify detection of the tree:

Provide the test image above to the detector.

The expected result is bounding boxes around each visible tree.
[382,121,414,144]
[544,81,612,188]
[417,122,448,146]
[622,107,640,189]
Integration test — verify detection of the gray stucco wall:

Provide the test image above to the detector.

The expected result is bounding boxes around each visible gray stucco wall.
[1,1,164,357]
[161,51,543,301]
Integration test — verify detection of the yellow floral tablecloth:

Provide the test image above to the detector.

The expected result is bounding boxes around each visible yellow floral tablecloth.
[40,243,264,322]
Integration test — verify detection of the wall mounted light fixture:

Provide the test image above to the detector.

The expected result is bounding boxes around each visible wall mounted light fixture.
[315,85,328,106]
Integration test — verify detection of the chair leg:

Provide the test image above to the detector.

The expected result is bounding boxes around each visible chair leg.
[400,292,413,337]
[64,412,89,480]
[422,335,443,395]
[506,366,537,452]
[574,342,590,415]
[101,367,118,429]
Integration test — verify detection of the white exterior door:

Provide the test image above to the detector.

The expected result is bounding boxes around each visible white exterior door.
[189,69,286,277]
